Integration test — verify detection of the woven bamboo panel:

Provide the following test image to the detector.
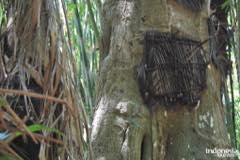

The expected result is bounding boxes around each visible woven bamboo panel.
[176,0,205,11]
[137,31,208,106]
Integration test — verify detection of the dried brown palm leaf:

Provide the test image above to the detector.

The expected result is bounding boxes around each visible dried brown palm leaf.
[0,0,91,159]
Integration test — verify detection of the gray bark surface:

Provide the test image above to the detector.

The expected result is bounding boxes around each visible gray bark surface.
[91,0,231,159]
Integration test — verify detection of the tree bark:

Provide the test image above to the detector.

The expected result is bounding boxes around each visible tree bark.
[91,0,231,160]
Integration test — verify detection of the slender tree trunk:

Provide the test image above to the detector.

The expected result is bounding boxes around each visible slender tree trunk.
[210,0,237,149]
[235,1,240,95]
[91,0,231,159]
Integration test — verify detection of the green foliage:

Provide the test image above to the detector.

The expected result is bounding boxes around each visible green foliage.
[15,124,63,137]
[235,97,240,150]
[227,0,240,151]
[221,0,231,10]
[0,2,6,29]
[0,97,7,107]
[0,156,15,160]
[64,0,100,120]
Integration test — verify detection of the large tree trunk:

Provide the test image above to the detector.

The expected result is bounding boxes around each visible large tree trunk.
[0,0,89,159]
[91,0,231,159]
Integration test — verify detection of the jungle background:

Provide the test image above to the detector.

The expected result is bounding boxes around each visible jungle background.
[0,0,239,159]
